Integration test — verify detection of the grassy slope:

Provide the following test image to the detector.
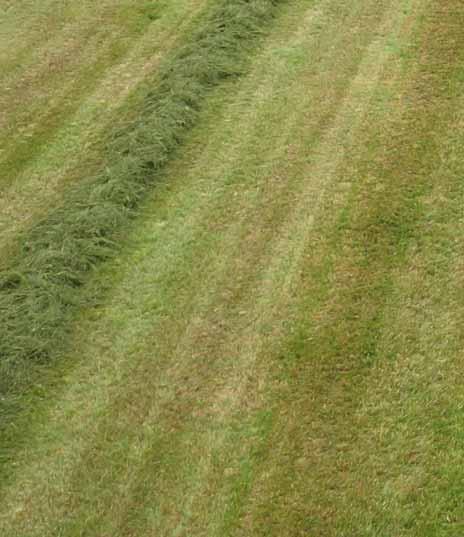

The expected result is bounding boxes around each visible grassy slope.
[1,0,464,535]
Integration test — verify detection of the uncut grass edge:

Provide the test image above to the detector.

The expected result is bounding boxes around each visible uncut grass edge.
[0,0,284,423]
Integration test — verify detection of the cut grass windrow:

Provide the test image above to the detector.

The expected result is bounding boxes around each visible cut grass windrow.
[0,0,284,419]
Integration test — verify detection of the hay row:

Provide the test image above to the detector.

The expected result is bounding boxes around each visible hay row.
[0,0,283,406]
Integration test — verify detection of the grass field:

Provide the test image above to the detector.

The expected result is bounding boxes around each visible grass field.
[1,0,464,535]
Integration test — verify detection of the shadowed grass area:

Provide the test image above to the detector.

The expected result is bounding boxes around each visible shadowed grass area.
[0,0,284,421]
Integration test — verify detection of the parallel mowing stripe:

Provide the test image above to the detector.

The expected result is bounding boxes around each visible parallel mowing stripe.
[0,0,284,406]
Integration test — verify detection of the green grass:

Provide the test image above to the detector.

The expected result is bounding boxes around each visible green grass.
[0,0,285,421]
[1,0,464,535]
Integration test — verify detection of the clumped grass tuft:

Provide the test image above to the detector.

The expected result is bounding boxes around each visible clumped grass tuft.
[0,0,283,417]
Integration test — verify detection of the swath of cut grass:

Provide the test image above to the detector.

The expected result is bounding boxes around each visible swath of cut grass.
[0,0,284,419]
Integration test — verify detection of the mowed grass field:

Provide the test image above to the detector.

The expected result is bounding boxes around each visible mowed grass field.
[1,0,464,535]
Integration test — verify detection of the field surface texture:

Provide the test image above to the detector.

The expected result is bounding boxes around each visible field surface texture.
[1,0,464,535]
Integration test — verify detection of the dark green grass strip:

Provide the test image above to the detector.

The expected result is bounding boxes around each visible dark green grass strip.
[0,0,284,419]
